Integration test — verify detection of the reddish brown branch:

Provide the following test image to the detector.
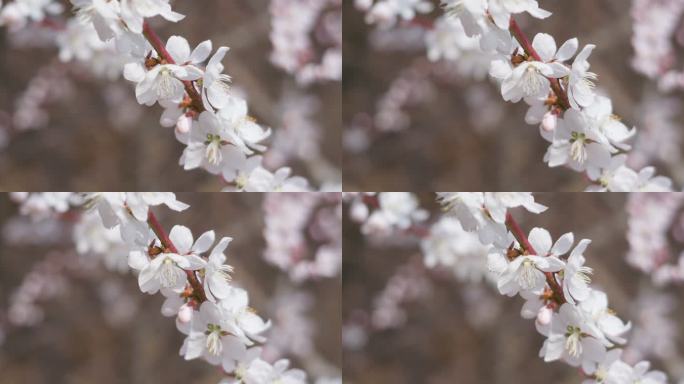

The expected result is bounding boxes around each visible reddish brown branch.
[509,17,571,110]
[147,209,208,302]
[505,212,566,304]
[142,21,205,112]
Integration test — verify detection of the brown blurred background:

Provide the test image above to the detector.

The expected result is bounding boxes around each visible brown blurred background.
[0,193,341,383]
[343,0,684,191]
[0,1,341,190]
[343,193,684,383]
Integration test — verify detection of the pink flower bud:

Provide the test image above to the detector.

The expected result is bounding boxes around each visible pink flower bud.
[536,306,553,325]
[542,112,557,132]
[178,303,193,323]
[176,115,192,134]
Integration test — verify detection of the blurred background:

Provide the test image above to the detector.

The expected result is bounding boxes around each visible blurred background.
[343,0,684,191]
[0,0,341,190]
[343,193,684,383]
[0,193,341,383]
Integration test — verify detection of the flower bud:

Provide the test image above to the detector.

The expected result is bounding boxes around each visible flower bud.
[536,305,553,325]
[176,115,192,134]
[541,112,557,132]
[178,303,194,323]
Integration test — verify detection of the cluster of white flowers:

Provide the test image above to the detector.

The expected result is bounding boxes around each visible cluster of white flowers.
[626,193,684,285]
[355,0,433,28]
[346,192,428,236]
[356,0,675,191]
[262,193,342,283]
[631,0,684,91]
[0,0,313,191]
[420,216,492,284]
[0,0,341,188]
[436,192,667,383]
[269,0,341,85]
[9,192,78,220]
[44,192,310,384]
[0,0,62,30]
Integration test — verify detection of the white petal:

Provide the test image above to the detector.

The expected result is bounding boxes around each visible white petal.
[128,250,149,271]
[190,40,213,64]
[166,35,191,64]
[192,231,215,254]
[528,227,552,255]
[555,38,578,62]
[123,62,146,83]
[169,225,194,254]
[550,233,574,256]
[532,33,556,63]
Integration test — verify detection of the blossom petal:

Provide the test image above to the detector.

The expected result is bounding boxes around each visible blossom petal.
[550,233,574,256]
[169,225,194,254]
[556,38,578,62]
[166,35,191,64]
[193,230,216,254]
[532,33,556,63]
[190,40,213,64]
[528,227,552,255]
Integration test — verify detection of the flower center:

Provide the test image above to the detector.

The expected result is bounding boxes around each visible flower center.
[205,323,223,356]
[517,258,538,290]
[521,65,545,96]
[570,132,588,164]
[564,325,583,358]
[159,257,178,288]
[216,264,234,282]
[574,266,593,285]
[580,71,598,90]
[235,172,248,190]
[156,67,179,99]
[204,134,223,166]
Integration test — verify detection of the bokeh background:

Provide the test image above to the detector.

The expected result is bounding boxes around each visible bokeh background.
[0,193,341,383]
[343,193,684,383]
[343,0,684,191]
[0,0,341,190]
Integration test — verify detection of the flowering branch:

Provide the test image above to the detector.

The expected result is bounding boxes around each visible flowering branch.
[504,212,566,304]
[146,209,207,302]
[508,17,570,110]
[141,21,205,113]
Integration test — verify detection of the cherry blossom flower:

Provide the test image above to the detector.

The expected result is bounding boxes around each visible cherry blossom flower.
[420,216,492,283]
[490,34,568,102]
[540,303,606,370]
[181,301,247,371]
[236,167,311,192]
[216,96,271,154]
[578,290,631,346]
[604,360,667,384]
[487,0,551,30]
[201,46,232,112]
[218,287,271,346]
[202,236,235,302]
[566,44,598,109]
[437,192,545,247]
[128,225,206,293]
[544,109,612,172]
[123,36,203,106]
[119,0,184,35]
[562,238,593,304]
[70,0,120,40]
[178,111,248,173]
[496,228,565,296]
[586,155,639,192]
